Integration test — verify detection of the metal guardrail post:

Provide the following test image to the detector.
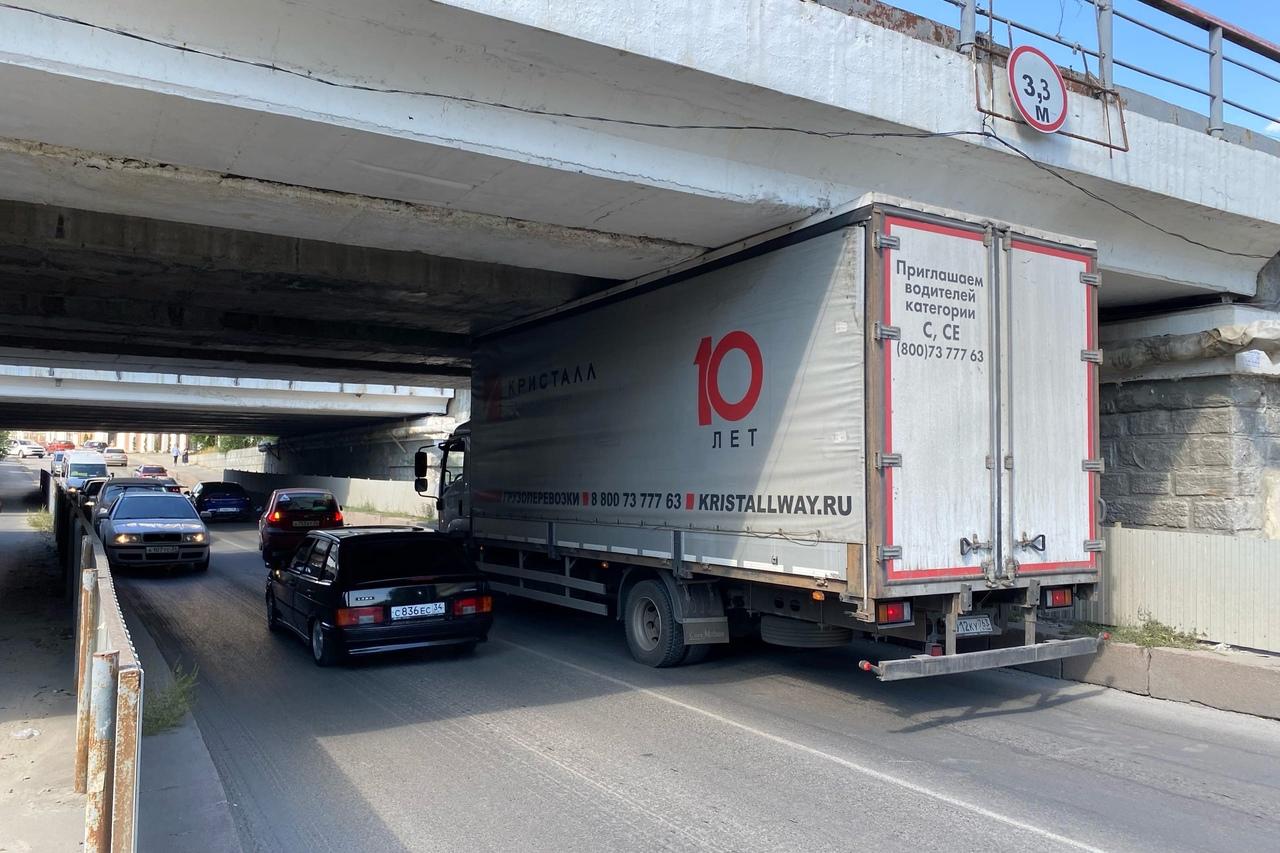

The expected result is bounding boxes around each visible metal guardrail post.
[74,567,100,793]
[959,0,976,56]
[1096,0,1114,91]
[111,666,143,853]
[85,650,120,853]
[1208,24,1224,137]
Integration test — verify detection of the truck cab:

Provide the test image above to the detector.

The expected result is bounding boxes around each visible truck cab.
[423,424,470,534]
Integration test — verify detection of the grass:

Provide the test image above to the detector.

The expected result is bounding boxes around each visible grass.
[143,664,199,735]
[26,509,53,533]
[1076,614,1202,650]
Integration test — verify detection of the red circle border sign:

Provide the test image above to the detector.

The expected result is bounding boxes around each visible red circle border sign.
[1006,44,1068,133]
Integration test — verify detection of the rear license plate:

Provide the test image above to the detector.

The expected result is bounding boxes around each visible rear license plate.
[956,614,995,637]
[391,602,445,620]
[293,520,320,528]
[145,545,179,555]
[216,507,237,513]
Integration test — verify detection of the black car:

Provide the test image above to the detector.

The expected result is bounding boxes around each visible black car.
[265,527,492,666]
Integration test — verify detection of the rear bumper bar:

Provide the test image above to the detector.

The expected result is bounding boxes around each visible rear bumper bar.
[859,636,1102,682]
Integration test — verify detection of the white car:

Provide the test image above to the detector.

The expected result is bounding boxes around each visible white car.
[7,439,45,459]
[103,447,128,467]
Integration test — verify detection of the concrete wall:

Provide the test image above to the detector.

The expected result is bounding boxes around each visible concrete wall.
[1100,376,1280,537]
[218,469,437,520]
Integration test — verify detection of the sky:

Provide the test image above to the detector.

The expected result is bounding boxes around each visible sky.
[884,0,1280,135]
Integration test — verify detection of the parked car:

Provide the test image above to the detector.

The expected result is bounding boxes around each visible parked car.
[103,448,128,467]
[45,440,75,453]
[7,438,44,459]
[82,440,108,452]
[93,478,170,532]
[266,527,492,666]
[258,489,344,567]
[134,464,168,479]
[77,478,110,514]
[101,492,210,573]
[64,451,109,497]
[49,451,67,477]
[189,481,255,521]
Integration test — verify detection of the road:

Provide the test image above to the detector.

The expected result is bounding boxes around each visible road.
[9,460,1279,852]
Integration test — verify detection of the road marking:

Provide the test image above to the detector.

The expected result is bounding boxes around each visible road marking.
[501,640,1107,853]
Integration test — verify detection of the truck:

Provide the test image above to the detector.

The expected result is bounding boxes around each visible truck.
[416,197,1104,680]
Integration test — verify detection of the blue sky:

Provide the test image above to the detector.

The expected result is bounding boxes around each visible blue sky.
[884,0,1280,134]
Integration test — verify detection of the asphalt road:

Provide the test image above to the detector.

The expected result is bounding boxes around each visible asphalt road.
[12,459,1276,853]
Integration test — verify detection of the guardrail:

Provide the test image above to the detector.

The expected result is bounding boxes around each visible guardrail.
[944,0,1280,135]
[42,471,143,853]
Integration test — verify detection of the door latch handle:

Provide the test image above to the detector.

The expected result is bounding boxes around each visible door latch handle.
[960,535,992,557]
[1017,533,1046,552]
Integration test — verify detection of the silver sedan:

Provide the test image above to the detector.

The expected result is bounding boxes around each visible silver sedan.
[101,492,211,573]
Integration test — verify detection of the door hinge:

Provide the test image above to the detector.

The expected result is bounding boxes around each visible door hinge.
[877,545,903,561]
[873,322,901,340]
[1080,271,1101,287]
[1082,458,1105,473]
[874,231,900,251]
[875,452,902,469]
[1083,538,1107,553]
[1081,349,1104,364]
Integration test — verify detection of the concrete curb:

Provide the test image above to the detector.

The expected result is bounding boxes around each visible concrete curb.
[1019,641,1280,720]
[119,596,244,853]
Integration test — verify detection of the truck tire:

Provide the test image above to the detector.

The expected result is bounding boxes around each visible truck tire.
[624,579,687,667]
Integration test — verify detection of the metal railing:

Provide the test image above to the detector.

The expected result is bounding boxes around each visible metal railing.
[947,0,1280,135]
[44,473,144,853]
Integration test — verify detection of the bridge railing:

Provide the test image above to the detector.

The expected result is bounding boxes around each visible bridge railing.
[945,0,1280,135]
[44,472,143,853]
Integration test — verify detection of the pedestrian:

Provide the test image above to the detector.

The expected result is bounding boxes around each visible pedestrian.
[182,448,190,465]
[171,443,180,467]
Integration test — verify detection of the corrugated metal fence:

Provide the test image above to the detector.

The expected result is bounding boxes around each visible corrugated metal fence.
[1076,525,1280,653]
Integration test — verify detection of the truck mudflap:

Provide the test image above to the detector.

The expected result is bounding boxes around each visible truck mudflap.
[857,635,1104,682]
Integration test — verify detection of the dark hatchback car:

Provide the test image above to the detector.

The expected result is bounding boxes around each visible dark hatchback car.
[190,481,255,521]
[266,527,492,666]
[258,489,344,567]
[93,478,169,533]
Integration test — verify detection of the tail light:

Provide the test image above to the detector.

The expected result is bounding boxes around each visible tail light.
[336,606,385,627]
[875,600,912,625]
[267,510,284,527]
[332,510,343,523]
[1042,587,1074,609]
[452,595,493,616]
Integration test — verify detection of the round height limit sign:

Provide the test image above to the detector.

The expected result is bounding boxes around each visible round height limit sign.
[1007,45,1067,133]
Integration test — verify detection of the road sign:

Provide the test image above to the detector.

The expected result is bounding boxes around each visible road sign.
[1007,45,1068,133]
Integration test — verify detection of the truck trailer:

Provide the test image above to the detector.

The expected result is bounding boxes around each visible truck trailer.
[417,197,1104,679]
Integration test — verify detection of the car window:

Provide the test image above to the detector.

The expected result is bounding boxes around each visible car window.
[113,495,200,520]
[306,541,331,579]
[340,537,472,585]
[84,481,106,497]
[277,492,338,512]
[68,462,108,478]
[290,540,316,572]
[204,484,247,498]
[322,544,339,582]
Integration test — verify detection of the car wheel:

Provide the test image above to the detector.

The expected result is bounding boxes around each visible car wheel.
[623,579,687,668]
[266,595,282,633]
[195,556,210,573]
[310,621,340,667]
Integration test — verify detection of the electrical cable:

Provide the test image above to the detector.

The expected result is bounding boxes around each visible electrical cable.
[0,1,1271,260]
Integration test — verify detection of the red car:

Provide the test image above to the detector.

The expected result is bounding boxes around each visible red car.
[135,464,168,478]
[258,489,344,567]
[45,440,75,452]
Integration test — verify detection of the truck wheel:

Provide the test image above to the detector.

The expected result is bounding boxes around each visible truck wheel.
[680,644,712,665]
[624,579,687,667]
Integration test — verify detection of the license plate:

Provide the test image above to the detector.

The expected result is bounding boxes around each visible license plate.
[293,520,319,528]
[391,602,445,620]
[216,507,237,513]
[145,545,179,555]
[956,614,995,636]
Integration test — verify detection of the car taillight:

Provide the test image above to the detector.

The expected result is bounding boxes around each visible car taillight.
[336,606,385,627]
[1042,587,1074,609]
[452,595,492,616]
[268,510,283,526]
[332,510,343,523]
[875,600,912,625]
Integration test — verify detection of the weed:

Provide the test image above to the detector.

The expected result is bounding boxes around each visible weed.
[1076,615,1202,650]
[26,509,53,533]
[143,664,199,735]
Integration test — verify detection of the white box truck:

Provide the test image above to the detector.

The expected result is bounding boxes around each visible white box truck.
[417,198,1103,679]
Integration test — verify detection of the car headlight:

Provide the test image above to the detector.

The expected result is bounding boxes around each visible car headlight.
[113,534,139,544]
[183,532,206,543]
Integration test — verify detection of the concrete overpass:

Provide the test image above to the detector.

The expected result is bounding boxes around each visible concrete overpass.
[0,365,452,434]
[0,0,1277,391]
